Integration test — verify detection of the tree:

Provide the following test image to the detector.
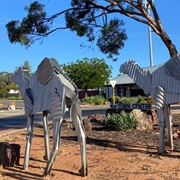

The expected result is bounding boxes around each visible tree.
[23,61,32,75]
[6,0,178,60]
[62,58,112,97]
[15,61,32,75]
[0,72,18,98]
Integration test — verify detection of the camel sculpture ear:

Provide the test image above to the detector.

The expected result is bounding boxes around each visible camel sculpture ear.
[12,67,22,82]
[143,70,151,95]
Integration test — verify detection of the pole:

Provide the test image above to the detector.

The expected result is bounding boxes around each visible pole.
[148,7,154,67]
[110,80,116,105]
[112,86,115,105]
[145,0,154,67]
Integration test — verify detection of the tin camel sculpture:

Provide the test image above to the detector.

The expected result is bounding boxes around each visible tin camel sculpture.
[120,54,180,154]
[12,58,87,176]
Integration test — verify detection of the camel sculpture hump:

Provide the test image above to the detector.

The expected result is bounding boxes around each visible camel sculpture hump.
[37,57,77,98]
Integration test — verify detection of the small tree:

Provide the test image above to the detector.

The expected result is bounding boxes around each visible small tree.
[0,82,9,98]
[0,72,19,98]
[63,58,112,97]
[23,61,32,75]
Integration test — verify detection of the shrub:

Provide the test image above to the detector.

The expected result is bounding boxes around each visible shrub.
[137,95,147,104]
[118,96,154,104]
[108,96,121,103]
[119,97,138,104]
[7,96,23,100]
[81,95,107,105]
[104,110,137,130]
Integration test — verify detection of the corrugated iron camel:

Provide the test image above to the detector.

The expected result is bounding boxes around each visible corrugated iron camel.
[12,58,87,176]
[120,54,180,154]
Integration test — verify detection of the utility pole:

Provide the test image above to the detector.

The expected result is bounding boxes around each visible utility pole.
[144,0,154,67]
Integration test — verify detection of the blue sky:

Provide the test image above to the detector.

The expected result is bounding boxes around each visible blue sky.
[0,0,180,78]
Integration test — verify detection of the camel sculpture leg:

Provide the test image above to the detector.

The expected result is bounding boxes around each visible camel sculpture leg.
[24,115,34,169]
[43,119,63,176]
[43,89,66,176]
[157,105,173,154]
[71,98,87,176]
[24,112,51,169]
[43,96,87,176]
[42,111,50,161]
[164,104,173,151]
[157,108,165,154]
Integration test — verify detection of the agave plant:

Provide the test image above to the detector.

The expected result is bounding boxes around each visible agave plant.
[104,110,137,130]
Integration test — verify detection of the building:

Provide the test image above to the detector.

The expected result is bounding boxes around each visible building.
[105,64,163,99]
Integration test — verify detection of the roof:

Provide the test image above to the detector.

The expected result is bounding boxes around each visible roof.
[109,63,163,85]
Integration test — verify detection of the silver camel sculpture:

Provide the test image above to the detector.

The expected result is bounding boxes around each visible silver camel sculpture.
[120,54,180,154]
[12,57,88,176]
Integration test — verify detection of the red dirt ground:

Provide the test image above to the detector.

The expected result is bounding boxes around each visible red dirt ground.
[1,113,180,180]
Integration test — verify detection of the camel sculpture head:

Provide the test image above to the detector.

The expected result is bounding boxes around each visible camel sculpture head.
[120,60,152,95]
[120,60,138,74]
[12,67,30,83]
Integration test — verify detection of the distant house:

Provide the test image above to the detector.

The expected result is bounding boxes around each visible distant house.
[105,64,163,99]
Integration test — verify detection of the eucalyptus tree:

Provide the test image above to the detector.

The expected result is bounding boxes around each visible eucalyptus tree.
[6,0,177,60]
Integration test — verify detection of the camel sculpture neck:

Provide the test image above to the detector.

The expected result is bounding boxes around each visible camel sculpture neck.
[120,60,151,95]
[12,68,29,98]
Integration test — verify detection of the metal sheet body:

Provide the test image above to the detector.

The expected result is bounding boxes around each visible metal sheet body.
[12,57,87,176]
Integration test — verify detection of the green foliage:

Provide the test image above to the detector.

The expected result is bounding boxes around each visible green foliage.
[81,95,107,105]
[63,58,112,91]
[104,110,137,130]
[6,1,48,47]
[108,96,121,103]
[5,1,177,59]
[119,97,138,104]
[6,96,23,100]
[23,61,32,75]
[0,72,18,98]
[97,18,127,60]
[5,1,128,60]
[118,96,153,104]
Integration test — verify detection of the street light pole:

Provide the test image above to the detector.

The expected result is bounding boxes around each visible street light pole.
[144,0,154,67]
[110,80,116,105]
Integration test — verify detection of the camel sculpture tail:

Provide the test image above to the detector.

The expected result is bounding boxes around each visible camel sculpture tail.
[120,60,152,95]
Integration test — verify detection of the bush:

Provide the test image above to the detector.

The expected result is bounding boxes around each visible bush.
[118,96,154,104]
[81,95,107,105]
[6,96,23,100]
[119,97,138,104]
[104,110,137,130]
[137,95,147,104]
[108,96,121,103]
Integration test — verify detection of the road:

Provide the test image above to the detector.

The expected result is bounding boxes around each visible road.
[0,100,180,135]
[0,100,108,135]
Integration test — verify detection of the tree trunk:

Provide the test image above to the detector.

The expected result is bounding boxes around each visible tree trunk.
[84,88,88,98]
[160,31,178,57]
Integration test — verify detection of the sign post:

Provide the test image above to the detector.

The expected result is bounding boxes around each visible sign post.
[110,80,116,105]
